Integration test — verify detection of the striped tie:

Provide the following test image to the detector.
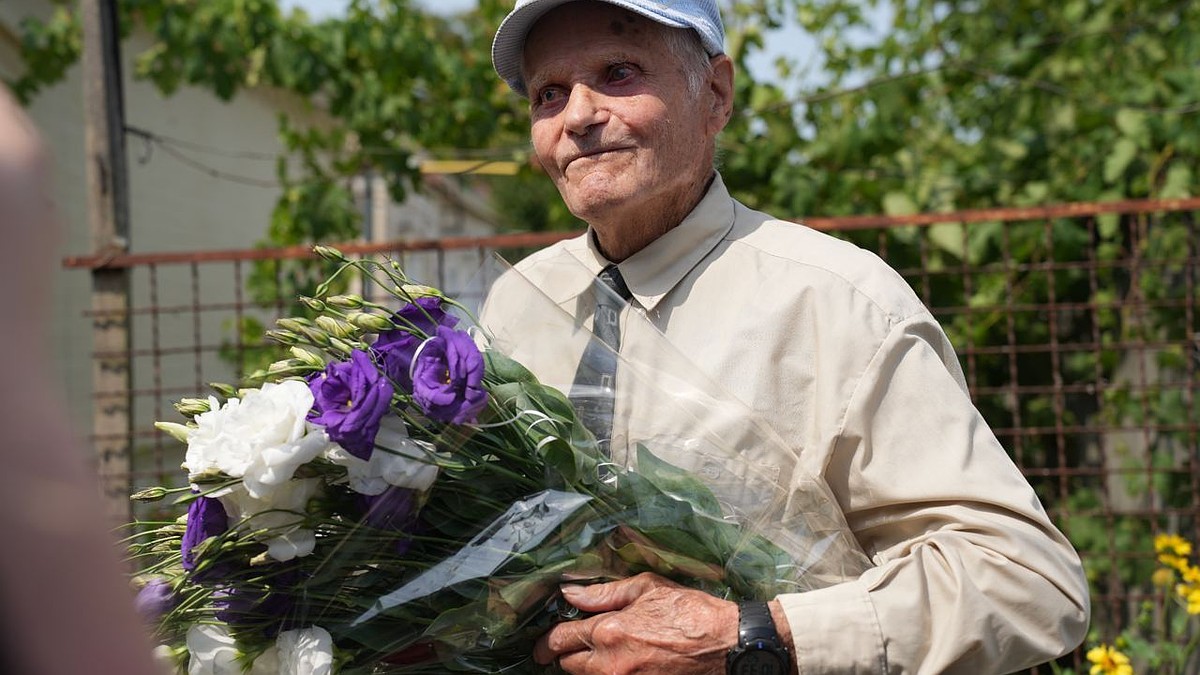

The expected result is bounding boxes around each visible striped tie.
[569,264,632,458]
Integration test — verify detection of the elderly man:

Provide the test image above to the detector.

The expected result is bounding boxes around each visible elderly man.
[481,1,1090,673]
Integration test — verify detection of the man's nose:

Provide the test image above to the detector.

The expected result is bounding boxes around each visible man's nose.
[563,84,609,136]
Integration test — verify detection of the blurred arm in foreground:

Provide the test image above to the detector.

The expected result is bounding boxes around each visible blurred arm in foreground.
[0,86,160,675]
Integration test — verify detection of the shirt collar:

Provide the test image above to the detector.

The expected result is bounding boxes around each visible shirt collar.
[566,173,736,311]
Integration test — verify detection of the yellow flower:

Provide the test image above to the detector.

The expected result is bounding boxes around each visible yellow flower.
[1183,565,1200,584]
[1152,566,1176,588]
[1155,534,1193,557]
[1087,644,1133,675]
[1184,586,1200,615]
[1157,553,1193,573]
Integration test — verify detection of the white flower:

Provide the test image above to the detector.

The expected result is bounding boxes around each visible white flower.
[325,417,439,495]
[152,644,181,673]
[186,624,240,675]
[218,478,323,562]
[264,527,317,563]
[248,645,280,674]
[243,428,330,500]
[277,626,334,675]
[183,381,330,498]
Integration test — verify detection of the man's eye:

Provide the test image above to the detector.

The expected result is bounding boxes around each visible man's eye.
[608,64,636,82]
[536,88,562,106]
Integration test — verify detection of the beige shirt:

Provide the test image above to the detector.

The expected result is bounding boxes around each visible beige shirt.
[480,175,1089,674]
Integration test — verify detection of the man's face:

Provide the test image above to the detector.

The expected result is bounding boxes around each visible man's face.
[522,2,719,233]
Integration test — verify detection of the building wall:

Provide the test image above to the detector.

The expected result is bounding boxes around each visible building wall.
[363,172,504,313]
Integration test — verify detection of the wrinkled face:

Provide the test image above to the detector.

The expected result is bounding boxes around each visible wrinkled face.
[522,2,719,230]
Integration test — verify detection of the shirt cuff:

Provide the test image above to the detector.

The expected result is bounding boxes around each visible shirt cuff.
[778,580,887,674]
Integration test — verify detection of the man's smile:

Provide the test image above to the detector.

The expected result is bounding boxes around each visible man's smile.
[563,146,632,170]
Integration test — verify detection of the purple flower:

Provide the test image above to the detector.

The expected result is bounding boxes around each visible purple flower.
[360,486,417,556]
[135,579,177,621]
[374,297,458,391]
[362,486,415,530]
[309,349,395,460]
[182,496,229,572]
[411,325,488,424]
[213,566,302,637]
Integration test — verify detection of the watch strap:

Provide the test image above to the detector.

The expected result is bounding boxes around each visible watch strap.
[738,601,781,646]
[728,601,790,675]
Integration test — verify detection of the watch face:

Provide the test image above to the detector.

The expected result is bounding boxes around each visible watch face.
[730,649,787,675]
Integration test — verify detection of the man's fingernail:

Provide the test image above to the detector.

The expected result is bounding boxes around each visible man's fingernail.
[561,584,584,596]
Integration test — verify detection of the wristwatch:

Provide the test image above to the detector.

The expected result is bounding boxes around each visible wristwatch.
[726,601,791,675]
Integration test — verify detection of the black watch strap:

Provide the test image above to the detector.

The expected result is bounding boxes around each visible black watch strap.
[738,601,780,644]
[728,601,790,675]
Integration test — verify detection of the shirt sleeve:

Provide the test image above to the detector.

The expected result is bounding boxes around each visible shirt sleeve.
[778,314,1090,674]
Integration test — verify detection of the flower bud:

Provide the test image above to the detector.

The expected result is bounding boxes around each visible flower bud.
[130,486,168,503]
[1153,567,1176,588]
[150,539,181,554]
[387,259,408,277]
[290,346,327,369]
[267,358,304,375]
[276,317,313,333]
[209,382,238,398]
[298,326,332,347]
[299,296,326,312]
[313,245,347,262]
[185,469,227,487]
[155,421,193,444]
[152,645,186,672]
[347,311,395,332]
[264,329,300,346]
[400,284,442,299]
[174,398,212,417]
[327,337,355,356]
[316,315,359,339]
[326,294,365,309]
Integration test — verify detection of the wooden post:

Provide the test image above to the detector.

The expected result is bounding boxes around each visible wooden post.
[81,0,133,524]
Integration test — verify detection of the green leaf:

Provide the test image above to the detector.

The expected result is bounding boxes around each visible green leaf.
[1115,108,1147,142]
[928,222,965,260]
[994,138,1028,160]
[882,191,918,216]
[1103,138,1139,183]
[484,351,538,385]
[632,445,723,517]
[1160,163,1192,199]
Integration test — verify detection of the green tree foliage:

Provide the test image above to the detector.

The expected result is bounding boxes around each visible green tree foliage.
[723,0,1197,218]
[19,0,1193,233]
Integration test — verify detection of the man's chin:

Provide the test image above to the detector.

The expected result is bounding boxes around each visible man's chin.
[563,190,637,223]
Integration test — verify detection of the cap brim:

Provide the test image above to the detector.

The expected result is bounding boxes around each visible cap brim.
[491,0,695,97]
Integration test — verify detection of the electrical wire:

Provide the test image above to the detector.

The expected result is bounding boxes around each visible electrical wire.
[125,127,282,188]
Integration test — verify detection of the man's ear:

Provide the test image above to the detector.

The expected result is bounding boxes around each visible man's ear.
[706,54,735,134]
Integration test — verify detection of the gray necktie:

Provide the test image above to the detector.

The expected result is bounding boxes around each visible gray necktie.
[570,264,632,457]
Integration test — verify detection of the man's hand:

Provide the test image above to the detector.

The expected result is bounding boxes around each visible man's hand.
[534,572,739,675]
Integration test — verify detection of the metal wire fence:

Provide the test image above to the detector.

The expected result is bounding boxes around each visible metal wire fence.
[64,197,1200,671]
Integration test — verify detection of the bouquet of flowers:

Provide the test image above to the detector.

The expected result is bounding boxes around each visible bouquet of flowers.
[130,247,866,674]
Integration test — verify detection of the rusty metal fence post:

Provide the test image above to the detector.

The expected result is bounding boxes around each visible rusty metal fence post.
[81,0,133,524]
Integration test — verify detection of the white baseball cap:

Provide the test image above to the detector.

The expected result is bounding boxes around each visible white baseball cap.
[492,0,726,97]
